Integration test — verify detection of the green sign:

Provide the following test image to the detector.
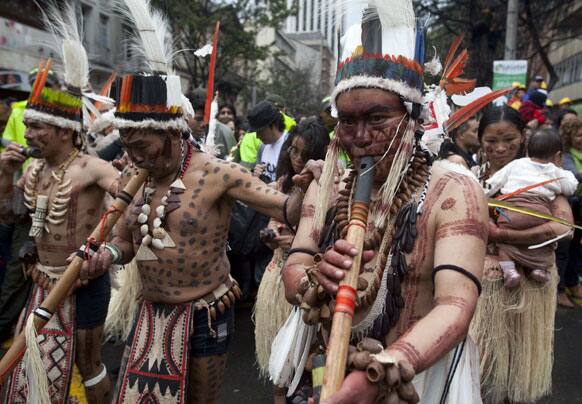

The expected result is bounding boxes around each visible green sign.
[492,60,528,90]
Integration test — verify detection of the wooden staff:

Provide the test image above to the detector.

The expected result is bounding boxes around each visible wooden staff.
[321,157,375,401]
[0,169,148,384]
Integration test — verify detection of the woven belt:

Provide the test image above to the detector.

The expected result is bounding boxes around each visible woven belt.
[35,263,67,280]
[194,275,235,310]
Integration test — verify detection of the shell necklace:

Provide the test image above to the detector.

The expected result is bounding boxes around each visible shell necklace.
[135,141,193,261]
[24,148,79,237]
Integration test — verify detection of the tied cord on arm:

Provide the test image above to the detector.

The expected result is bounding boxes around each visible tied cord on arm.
[287,248,318,256]
[432,264,482,296]
[99,206,122,244]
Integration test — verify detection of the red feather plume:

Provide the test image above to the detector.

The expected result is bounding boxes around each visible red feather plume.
[445,49,469,81]
[444,88,512,133]
[445,78,477,96]
[441,34,465,79]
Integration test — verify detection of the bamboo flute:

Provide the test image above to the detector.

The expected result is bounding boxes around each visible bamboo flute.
[320,157,375,401]
[0,169,148,384]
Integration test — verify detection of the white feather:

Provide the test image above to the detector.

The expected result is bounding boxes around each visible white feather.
[269,309,301,387]
[424,47,442,76]
[370,0,416,59]
[84,92,115,105]
[269,308,316,390]
[287,323,315,396]
[118,0,174,74]
[40,1,88,90]
[194,44,213,57]
[164,75,182,108]
[205,95,219,156]
[181,94,194,119]
[338,0,416,62]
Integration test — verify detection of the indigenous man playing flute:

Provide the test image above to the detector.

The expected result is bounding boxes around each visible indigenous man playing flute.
[281,1,489,402]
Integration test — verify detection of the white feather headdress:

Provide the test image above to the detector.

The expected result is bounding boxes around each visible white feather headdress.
[111,0,188,132]
[331,0,424,111]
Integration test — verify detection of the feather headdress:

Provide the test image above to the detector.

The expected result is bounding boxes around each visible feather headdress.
[421,35,512,156]
[24,1,90,136]
[111,0,188,132]
[331,0,425,113]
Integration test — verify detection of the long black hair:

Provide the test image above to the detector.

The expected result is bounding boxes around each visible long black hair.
[277,117,329,193]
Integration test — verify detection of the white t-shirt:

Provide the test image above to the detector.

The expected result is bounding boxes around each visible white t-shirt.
[257,132,288,182]
[486,157,578,200]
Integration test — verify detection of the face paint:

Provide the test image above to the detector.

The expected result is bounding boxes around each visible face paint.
[24,121,59,158]
[480,120,523,171]
[335,88,408,182]
[120,129,180,175]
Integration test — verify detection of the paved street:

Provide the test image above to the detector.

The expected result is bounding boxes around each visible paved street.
[102,305,582,403]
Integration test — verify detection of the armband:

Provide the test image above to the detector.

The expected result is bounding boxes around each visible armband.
[432,264,482,295]
[104,244,122,264]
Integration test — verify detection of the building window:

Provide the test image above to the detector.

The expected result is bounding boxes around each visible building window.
[81,5,92,48]
[324,5,328,37]
[98,14,109,49]
[331,9,336,52]
[310,0,315,31]
[301,0,307,32]
[316,0,321,30]
[554,51,582,89]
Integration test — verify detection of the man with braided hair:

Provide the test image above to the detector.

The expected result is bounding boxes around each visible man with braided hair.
[0,4,120,403]
[280,1,489,402]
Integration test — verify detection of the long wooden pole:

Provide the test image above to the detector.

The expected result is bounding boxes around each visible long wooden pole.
[0,169,148,384]
[320,157,375,401]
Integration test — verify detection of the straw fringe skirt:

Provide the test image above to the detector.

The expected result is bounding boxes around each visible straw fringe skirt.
[254,248,293,379]
[469,261,557,403]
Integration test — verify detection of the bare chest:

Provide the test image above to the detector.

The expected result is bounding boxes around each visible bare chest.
[27,166,106,263]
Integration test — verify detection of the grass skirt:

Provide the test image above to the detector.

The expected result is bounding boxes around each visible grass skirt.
[254,248,293,378]
[469,259,557,403]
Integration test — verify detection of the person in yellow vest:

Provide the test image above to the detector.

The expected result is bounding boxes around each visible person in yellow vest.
[239,94,296,169]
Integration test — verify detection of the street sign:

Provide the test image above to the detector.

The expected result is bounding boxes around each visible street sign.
[492,60,528,90]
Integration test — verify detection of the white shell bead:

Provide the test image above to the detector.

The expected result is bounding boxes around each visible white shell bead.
[140,224,149,236]
[144,187,155,196]
[151,238,165,250]
[142,234,152,246]
[137,213,148,224]
[153,217,162,228]
[141,204,151,215]
[152,227,166,239]
[161,196,168,206]
[156,205,165,217]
